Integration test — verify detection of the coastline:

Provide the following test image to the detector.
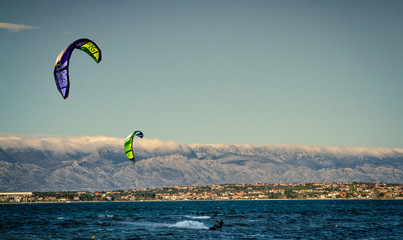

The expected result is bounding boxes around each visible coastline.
[2,182,402,204]
[2,198,402,205]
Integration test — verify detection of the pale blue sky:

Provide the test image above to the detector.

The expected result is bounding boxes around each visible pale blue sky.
[1,0,402,147]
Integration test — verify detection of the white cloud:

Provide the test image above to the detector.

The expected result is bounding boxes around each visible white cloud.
[0,133,193,156]
[135,138,193,155]
[0,133,121,153]
[0,22,39,32]
[1,133,403,159]
[189,143,403,158]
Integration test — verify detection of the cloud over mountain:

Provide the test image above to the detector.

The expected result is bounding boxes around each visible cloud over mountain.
[0,133,402,192]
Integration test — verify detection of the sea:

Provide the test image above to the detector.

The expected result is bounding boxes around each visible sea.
[0,200,402,240]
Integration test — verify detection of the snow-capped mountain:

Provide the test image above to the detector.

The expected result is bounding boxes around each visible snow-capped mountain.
[1,133,402,192]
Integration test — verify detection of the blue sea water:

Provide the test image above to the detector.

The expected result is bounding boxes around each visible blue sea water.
[0,200,402,239]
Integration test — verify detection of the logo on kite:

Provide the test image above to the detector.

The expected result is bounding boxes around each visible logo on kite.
[124,131,144,163]
[53,38,102,99]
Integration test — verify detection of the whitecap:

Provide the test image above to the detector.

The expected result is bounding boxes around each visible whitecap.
[184,215,211,220]
[168,220,209,229]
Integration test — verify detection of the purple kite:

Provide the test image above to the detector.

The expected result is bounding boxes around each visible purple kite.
[53,38,102,99]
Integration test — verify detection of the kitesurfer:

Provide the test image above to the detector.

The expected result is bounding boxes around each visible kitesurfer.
[209,219,224,230]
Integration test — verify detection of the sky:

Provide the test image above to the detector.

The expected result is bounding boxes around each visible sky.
[0,0,402,148]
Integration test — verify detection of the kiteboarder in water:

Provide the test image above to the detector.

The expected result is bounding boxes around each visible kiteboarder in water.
[209,219,224,230]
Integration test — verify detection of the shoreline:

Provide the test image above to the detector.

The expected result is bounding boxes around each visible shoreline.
[2,198,402,204]
[3,182,402,203]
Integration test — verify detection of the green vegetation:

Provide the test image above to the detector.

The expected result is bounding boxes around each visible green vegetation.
[1,182,402,203]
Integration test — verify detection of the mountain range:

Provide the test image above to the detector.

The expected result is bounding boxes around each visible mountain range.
[1,133,402,192]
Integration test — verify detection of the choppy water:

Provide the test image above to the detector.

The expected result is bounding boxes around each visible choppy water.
[1,200,402,239]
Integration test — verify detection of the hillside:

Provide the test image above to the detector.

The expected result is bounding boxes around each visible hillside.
[1,133,402,192]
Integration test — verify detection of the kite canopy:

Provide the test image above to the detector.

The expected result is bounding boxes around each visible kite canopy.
[53,38,102,99]
[124,131,144,162]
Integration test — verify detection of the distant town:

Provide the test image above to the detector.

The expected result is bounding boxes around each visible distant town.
[1,182,402,203]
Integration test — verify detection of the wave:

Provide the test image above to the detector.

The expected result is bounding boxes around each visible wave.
[167,220,209,229]
[119,219,209,230]
[184,215,211,220]
[97,214,114,218]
